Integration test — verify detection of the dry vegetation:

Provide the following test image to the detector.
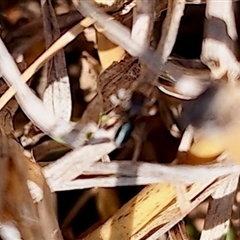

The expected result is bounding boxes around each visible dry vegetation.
[1,0,240,239]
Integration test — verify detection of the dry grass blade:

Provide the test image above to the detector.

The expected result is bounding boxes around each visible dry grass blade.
[43,141,116,190]
[78,177,231,240]
[44,160,240,191]
[41,0,72,121]
[79,183,176,240]
[0,37,111,148]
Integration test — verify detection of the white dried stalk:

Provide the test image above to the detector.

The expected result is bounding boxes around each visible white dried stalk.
[76,0,211,95]
[75,0,163,72]
[43,142,116,190]
[131,0,155,48]
[157,0,186,63]
[44,160,240,191]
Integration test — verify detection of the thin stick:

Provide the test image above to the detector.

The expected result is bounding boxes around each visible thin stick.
[45,160,240,191]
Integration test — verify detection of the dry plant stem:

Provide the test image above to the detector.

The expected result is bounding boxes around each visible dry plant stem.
[0,37,71,141]
[206,0,237,40]
[178,125,194,152]
[0,17,95,111]
[200,174,239,240]
[50,176,170,191]
[157,0,185,63]
[49,163,240,191]
[140,178,226,240]
[76,0,211,95]
[80,183,176,240]
[201,0,240,80]
[82,161,240,178]
[131,0,155,48]
[0,37,109,147]
[43,160,240,191]
[79,177,227,240]
[75,0,164,72]
[43,142,116,190]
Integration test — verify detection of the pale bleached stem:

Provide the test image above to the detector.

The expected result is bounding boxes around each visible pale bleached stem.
[76,0,164,73]
[44,160,240,191]
[131,0,155,48]
[43,142,116,190]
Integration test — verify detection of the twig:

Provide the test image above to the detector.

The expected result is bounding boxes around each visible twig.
[44,160,240,191]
